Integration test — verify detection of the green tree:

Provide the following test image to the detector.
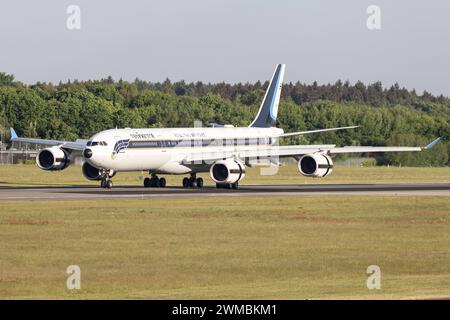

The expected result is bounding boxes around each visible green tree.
[0,72,15,86]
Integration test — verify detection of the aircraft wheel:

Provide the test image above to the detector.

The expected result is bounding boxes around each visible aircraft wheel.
[196,177,204,188]
[159,177,166,188]
[144,177,151,188]
[150,177,160,187]
[182,177,189,188]
[105,180,113,189]
[216,183,230,189]
[100,179,107,188]
[232,182,239,190]
[188,177,197,188]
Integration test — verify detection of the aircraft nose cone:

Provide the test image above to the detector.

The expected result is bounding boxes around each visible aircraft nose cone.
[83,148,93,159]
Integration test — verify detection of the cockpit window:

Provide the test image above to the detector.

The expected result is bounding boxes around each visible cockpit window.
[87,141,107,146]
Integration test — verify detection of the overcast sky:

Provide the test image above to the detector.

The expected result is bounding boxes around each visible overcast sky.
[1,0,449,96]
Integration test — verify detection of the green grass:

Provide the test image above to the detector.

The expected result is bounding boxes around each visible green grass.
[0,164,449,187]
[1,196,450,299]
[0,164,449,299]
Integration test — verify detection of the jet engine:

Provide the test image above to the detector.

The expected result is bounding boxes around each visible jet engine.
[298,153,333,177]
[36,147,69,171]
[82,162,115,180]
[82,162,102,180]
[210,159,246,184]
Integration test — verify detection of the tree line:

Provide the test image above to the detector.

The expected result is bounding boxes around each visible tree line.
[0,72,448,166]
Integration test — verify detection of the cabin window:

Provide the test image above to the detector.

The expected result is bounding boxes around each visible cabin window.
[175,140,188,147]
[169,140,180,147]
[222,138,231,147]
[193,139,202,147]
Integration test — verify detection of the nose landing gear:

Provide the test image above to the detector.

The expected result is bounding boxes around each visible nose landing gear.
[99,169,114,189]
[100,179,113,189]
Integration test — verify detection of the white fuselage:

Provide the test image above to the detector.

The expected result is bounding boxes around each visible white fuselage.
[84,127,284,174]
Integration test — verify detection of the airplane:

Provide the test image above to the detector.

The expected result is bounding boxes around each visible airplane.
[10,64,441,189]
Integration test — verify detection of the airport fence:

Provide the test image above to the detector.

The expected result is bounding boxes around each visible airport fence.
[0,149,38,164]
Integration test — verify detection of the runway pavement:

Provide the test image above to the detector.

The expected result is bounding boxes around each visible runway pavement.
[0,183,449,201]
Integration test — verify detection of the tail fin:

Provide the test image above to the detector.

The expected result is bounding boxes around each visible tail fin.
[249,64,285,128]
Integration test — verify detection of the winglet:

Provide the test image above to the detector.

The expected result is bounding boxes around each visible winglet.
[423,137,441,150]
[10,128,18,140]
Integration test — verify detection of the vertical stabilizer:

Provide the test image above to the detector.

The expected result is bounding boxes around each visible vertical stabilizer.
[249,64,285,128]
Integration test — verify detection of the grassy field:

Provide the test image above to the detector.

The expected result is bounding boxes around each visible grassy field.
[1,196,450,299]
[0,165,449,299]
[0,164,449,186]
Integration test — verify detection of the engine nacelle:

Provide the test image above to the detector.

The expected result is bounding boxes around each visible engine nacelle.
[36,147,69,171]
[82,162,115,180]
[82,162,102,180]
[210,159,246,184]
[298,153,333,177]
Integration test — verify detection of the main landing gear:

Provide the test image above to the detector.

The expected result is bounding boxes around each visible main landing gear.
[182,174,204,188]
[216,182,239,190]
[144,174,166,188]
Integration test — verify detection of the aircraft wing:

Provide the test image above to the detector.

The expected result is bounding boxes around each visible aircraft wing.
[326,146,421,153]
[276,125,359,137]
[9,128,87,151]
[183,145,335,163]
[183,138,440,163]
[328,137,440,154]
